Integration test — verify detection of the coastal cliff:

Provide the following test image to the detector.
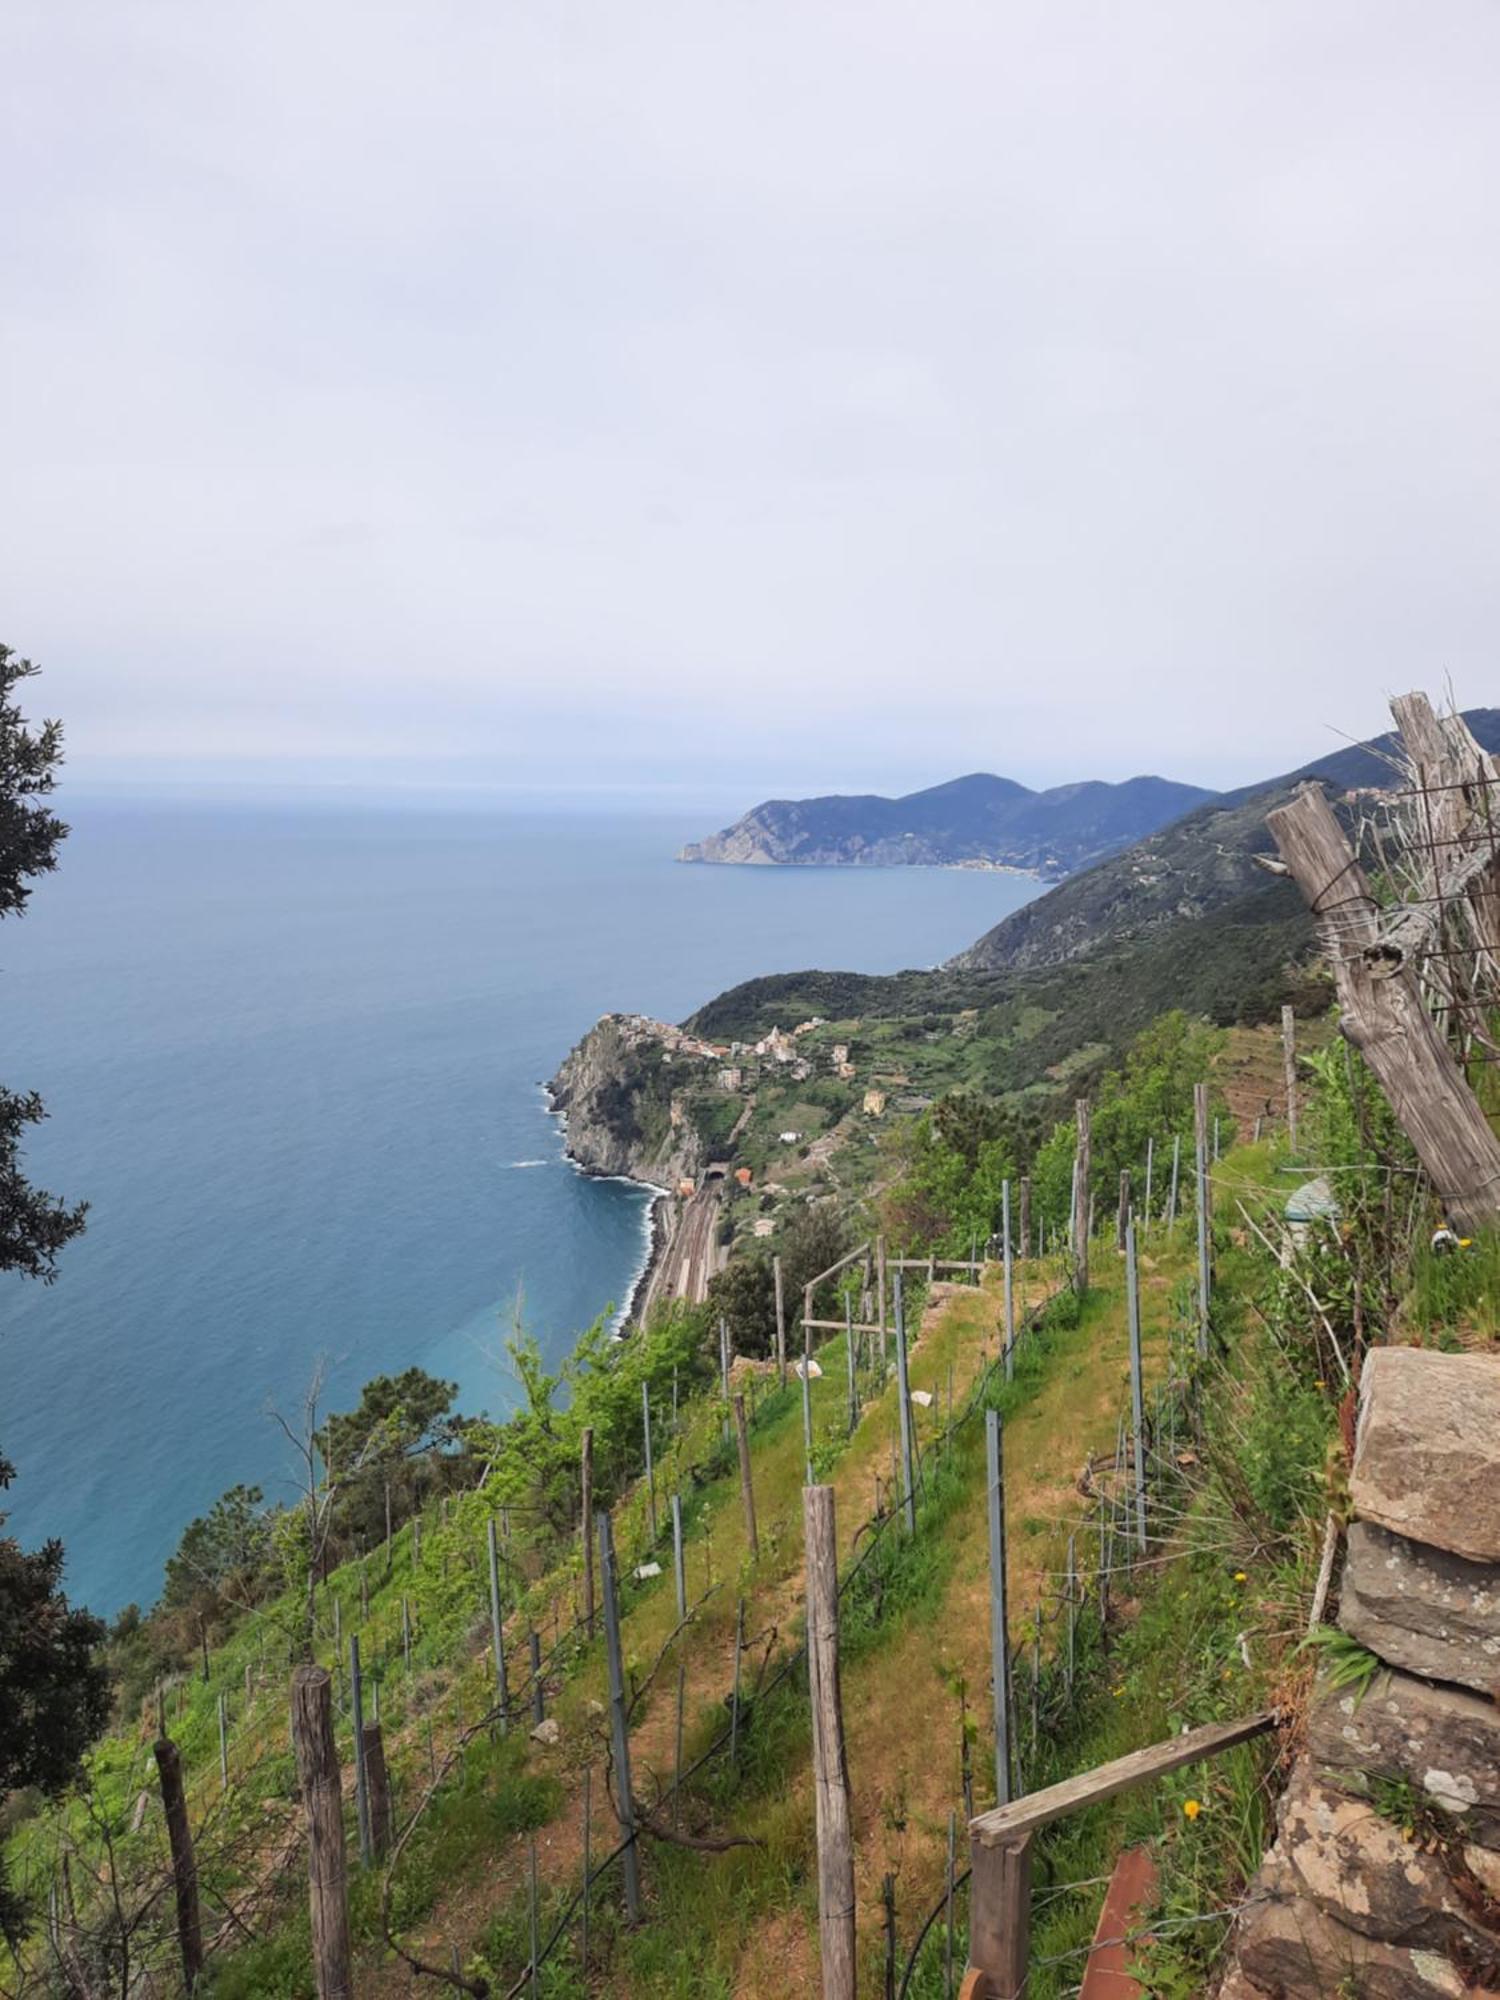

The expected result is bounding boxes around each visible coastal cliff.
[550,1013,744,1321]
[548,1013,709,1188]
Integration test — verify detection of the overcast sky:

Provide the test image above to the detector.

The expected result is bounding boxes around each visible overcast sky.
[4,1,1498,805]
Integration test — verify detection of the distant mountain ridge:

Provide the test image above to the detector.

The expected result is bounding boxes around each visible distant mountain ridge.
[678,770,1215,880]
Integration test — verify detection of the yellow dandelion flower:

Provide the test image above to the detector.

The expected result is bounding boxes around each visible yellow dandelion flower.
[1183,1798,1202,1820]
[1233,1571,1247,1583]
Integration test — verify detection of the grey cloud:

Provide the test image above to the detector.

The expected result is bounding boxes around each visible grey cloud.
[3,0,1498,798]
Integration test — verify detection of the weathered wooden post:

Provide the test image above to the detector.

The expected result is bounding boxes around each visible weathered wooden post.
[1143,1136,1154,1230]
[730,1597,745,1761]
[641,1381,657,1542]
[875,1233,889,1367]
[1001,1180,1015,1381]
[1018,1176,1031,1260]
[349,1635,371,1867]
[733,1392,760,1559]
[1126,1220,1148,1553]
[1269,780,1500,1233]
[1116,1170,1130,1251]
[720,1314,733,1445]
[893,1271,917,1535]
[581,1426,595,1640]
[528,1838,540,1997]
[401,1595,412,1672]
[801,1285,816,1486]
[1193,1083,1211,1357]
[581,1764,593,1963]
[804,1485,856,2000]
[673,1662,686,1827]
[290,1665,353,2000]
[153,1732,204,1994]
[361,1719,392,1859]
[845,1292,859,1435]
[1167,1133,1181,1227]
[530,1630,545,1725]
[671,1492,687,1621]
[1281,1003,1298,1153]
[985,1410,1012,1810]
[967,1830,1033,2000]
[945,1810,958,1998]
[486,1516,510,1733]
[1071,1100,1091,1294]
[774,1253,787,1386]
[597,1511,641,1921]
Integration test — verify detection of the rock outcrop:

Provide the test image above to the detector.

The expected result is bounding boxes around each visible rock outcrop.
[547,1014,704,1187]
[1224,1350,1500,1998]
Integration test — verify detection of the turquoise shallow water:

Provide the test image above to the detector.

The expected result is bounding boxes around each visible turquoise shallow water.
[0,801,1036,1615]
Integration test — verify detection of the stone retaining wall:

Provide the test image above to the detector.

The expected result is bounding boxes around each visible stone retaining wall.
[1223,1348,1500,1998]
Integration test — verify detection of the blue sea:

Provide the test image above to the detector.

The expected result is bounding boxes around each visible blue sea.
[0,801,1037,1616]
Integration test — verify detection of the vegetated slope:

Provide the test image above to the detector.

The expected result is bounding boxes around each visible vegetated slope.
[686,879,1321,1079]
[678,771,1214,878]
[950,706,1500,974]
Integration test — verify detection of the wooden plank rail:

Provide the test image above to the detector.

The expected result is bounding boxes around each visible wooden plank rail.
[804,1241,874,1290]
[889,1257,988,1272]
[962,1711,1278,2000]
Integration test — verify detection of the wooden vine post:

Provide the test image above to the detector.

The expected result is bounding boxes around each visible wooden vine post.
[597,1510,642,1921]
[153,1732,204,1994]
[804,1484,856,2000]
[773,1253,787,1385]
[290,1665,353,2000]
[1193,1081,1212,1355]
[580,1426,595,1639]
[733,1392,760,1558]
[1267,782,1500,1233]
[361,1719,393,1859]
[1071,1099,1091,1294]
[1281,1003,1299,1154]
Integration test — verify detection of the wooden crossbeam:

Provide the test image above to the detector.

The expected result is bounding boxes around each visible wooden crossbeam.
[803,1242,874,1291]
[970,1711,1278,1848]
